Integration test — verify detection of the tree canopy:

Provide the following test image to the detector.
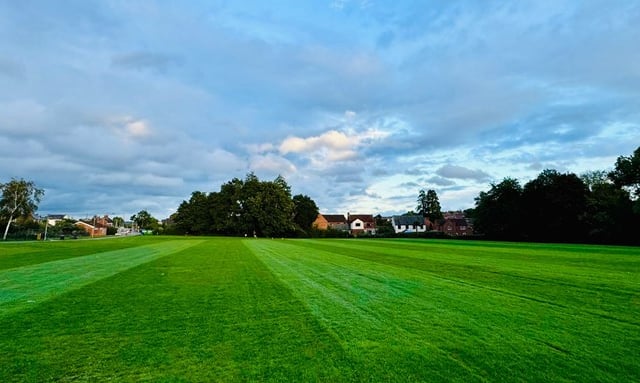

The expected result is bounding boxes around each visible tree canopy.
[472,146,640,244]
[172,173,316,237]
[473,178,523,240]
[131,210,158,231]
[1,178,44,240]
[609,146,640,198]
[292,194,319,232]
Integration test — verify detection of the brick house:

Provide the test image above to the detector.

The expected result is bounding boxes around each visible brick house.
[74,221,107,237]
[437,212,474,236]
[313,214,348,231]
[94,215,113,228]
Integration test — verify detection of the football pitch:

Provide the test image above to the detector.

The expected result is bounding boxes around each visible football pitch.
[1,236,638,382]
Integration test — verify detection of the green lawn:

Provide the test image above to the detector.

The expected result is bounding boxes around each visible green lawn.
[0,237,638,382]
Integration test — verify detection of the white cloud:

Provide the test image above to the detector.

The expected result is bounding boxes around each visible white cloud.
[250,153,296,175]
[280,130,351,153]
[125,120,151,138]
[279,128,390,166]
[102,116,153,141]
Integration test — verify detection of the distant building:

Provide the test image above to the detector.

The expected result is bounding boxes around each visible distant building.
[391,215,427,234]
[47,214,71,226]
[313,214,348,231]
[437,211,474,236]
[348,214,376,236]
[74,221,107,237]
[94,215,113,228]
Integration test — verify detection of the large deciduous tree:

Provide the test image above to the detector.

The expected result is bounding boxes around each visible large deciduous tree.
[174,191,211,235]
[522,169,588,242]
[242,175,295,237]
[292,194,319,233]
[1,178,44,240]
[130,210,157,231]
[609,146,640,215]
[584,182,634,243]
[112,216,125,228]
[473,177,523,240]
[172,173,306,237]
[470,147,640,245]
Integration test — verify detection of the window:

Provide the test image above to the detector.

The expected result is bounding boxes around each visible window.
[355,222,361,227]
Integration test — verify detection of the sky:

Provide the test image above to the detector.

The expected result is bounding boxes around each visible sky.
[1,0,639,220]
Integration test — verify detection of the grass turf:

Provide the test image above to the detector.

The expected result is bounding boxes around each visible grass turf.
[0,237,638,381]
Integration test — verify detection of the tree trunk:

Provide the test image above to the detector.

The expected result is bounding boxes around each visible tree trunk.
[2,214,13,241]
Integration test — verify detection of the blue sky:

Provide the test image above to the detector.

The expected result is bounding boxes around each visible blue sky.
[1,0,639,219]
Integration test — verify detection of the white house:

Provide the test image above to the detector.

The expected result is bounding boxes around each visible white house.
[348,214,376,236]
[47,214,71,226]
[391,215,428,234]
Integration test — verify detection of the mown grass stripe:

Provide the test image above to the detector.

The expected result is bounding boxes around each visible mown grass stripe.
[0,239,203,317]
[246,239,490,382]
[0,236,170,270]
[245,239,640,382]
[0,238,358,382]
[301,239,640,325]
[1,237,638,381]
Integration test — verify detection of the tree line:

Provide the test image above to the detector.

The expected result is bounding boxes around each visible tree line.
[3,147,638,244]
[470,146,640,244]
[167,173,319,237]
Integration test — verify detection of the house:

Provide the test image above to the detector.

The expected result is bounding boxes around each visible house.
[47,214,71,226]
[391,215,427,234]
[313,214,348,231]
[74,221,107,237]
[94,215,113,228]
[348,214,376,236]
[437,211,474,236]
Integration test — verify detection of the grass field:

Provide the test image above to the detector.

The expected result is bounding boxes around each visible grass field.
[0,237,638,382]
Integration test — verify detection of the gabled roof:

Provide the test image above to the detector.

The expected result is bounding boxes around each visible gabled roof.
[75,221,96,229]
[392,215,425,225]
[322,214,347,223]
[348,214,375,223]
[444,218,469,226]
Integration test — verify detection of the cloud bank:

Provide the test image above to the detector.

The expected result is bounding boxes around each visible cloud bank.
[0,1,638,218]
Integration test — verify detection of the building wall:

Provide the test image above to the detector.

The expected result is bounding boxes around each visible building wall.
[312,215,329,230]
[328,223,348,231]
[440,219,474,236]
[350,218,376,235]
[391,216,428,234]
[74,222,107,237]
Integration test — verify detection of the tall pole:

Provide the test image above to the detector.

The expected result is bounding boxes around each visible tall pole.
[43,217,48,241]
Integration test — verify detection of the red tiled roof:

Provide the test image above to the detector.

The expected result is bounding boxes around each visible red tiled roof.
[348,214,375,223]
[322,214,347,223]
